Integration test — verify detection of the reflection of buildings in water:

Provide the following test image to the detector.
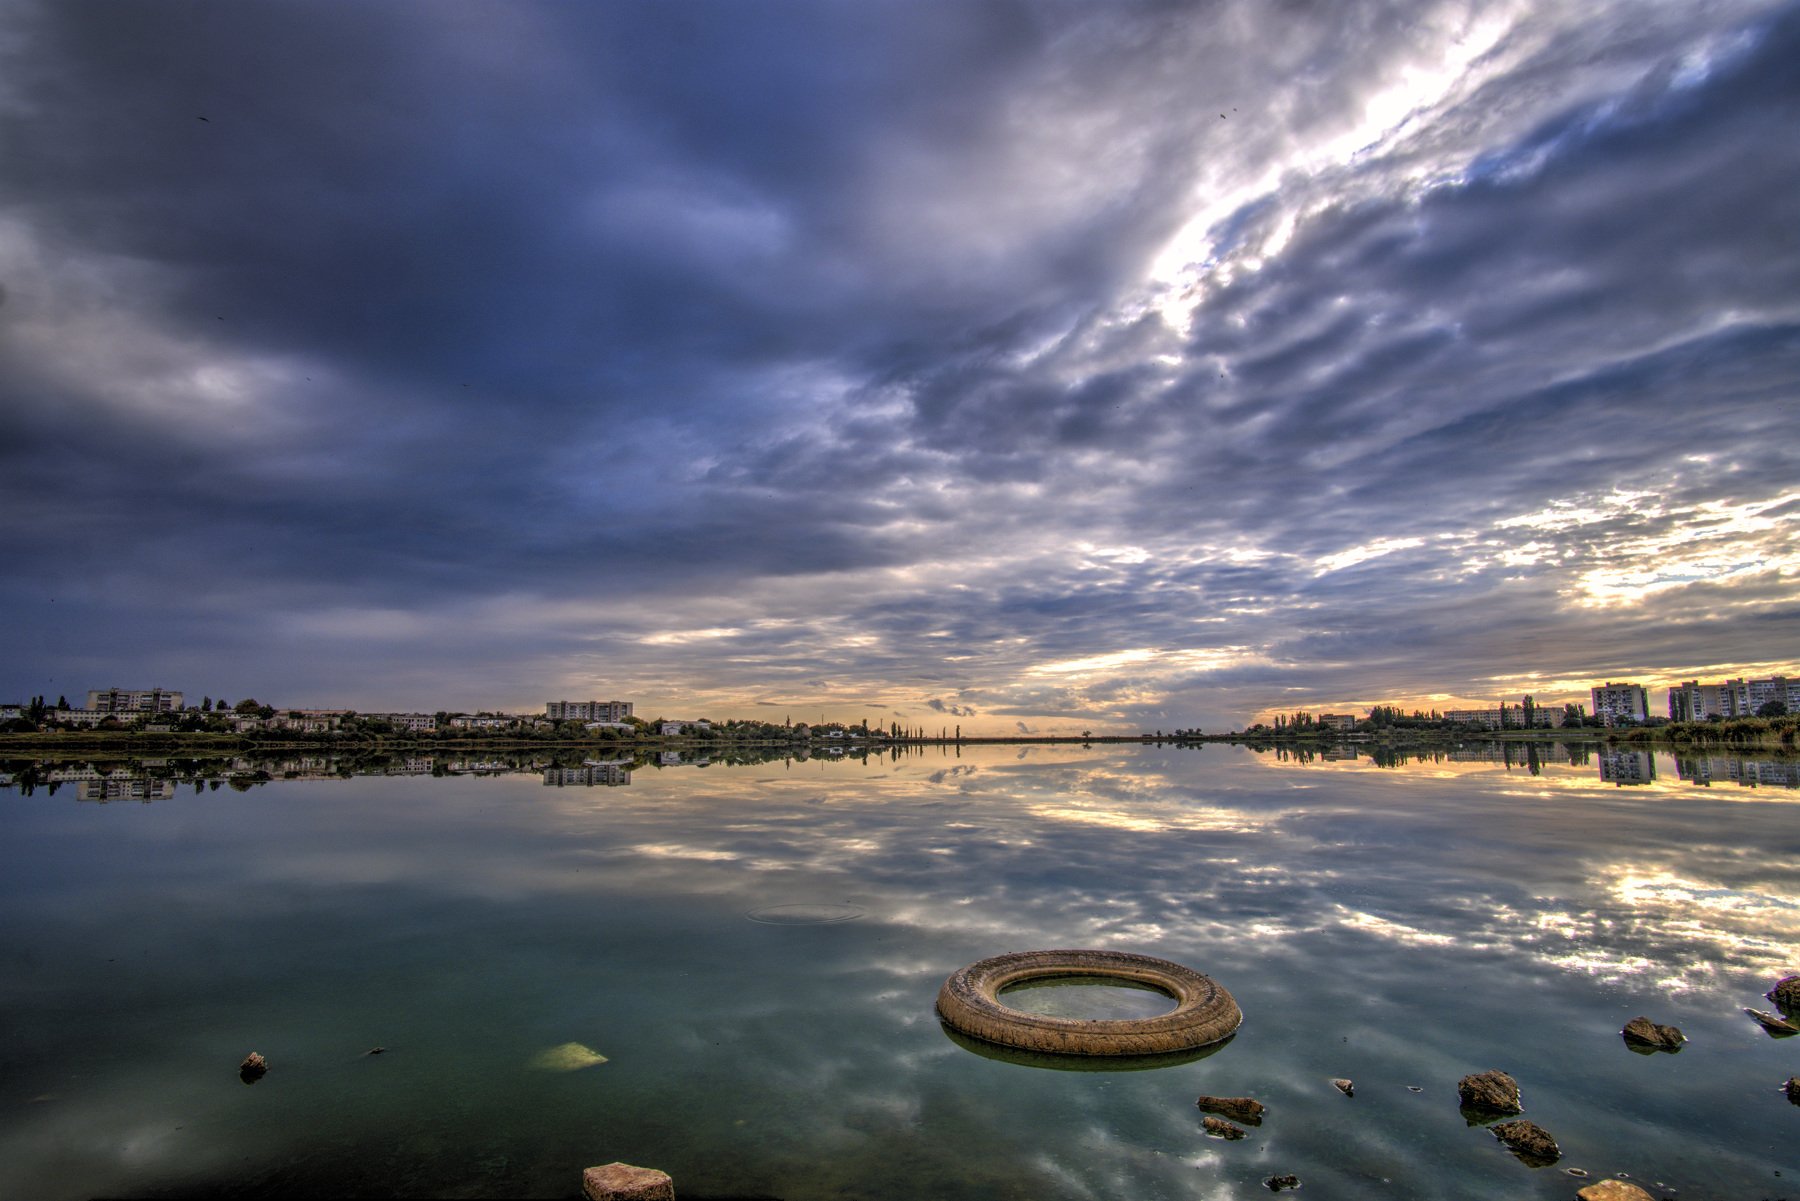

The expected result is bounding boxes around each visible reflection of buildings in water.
[45,766,129,783]
[1319,748,1358,761]
[1676,755,1800,789]
[445,758,514,774]
[1597,751,1656,786]
[543,766,632,787]
[1445,745,1518,764]
[383,758,437,776]
[77,778,176,803]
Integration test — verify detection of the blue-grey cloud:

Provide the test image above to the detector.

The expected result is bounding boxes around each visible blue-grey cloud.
[1,0,1796,728]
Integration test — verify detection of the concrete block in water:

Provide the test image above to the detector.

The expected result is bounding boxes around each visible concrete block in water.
[582,1162,674,1201]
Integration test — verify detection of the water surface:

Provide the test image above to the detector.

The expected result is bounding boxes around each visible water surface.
[2,744,1796,1199]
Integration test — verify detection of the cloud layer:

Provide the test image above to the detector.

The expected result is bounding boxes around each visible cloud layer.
[2,0,1796,729]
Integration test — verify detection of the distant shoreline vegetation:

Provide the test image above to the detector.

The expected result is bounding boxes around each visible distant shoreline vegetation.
[0,715,1793,754]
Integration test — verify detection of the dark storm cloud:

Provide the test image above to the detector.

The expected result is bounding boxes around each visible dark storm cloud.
[1,0,1796,724]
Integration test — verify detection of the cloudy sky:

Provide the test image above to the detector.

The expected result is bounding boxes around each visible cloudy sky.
[2,0,1796,733]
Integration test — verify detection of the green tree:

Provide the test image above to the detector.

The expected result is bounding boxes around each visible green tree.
[1758,700,1788,717]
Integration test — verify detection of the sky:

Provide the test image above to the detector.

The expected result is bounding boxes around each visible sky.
[2,0,1797,734]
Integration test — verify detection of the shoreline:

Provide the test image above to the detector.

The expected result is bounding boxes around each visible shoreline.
[1,726,1793,758]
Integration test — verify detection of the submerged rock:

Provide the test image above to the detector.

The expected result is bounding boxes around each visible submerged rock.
[1576,1180,1654,1201]
[1195,1095,1265,1125]
[1491,1119,1560,1167]
[582,1162,674,1201]
[1457,1070,1522,1116]
[1769,974,1800,1016]
[1785,1076,1800,1105]
[1744,1008,1799,1036]
[1620,1016,1685,1051]
[1331,1078,1354,1097]
[1262,1174,1300,1191]
[365,1046,387,1056]
[238,1052,267,1084]
[1202,1115,1247,1140]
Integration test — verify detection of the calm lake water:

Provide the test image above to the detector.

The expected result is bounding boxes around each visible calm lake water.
[2,743,1797,1200]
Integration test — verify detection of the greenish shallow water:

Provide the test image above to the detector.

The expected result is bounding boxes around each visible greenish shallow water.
[1,743,1797,1200]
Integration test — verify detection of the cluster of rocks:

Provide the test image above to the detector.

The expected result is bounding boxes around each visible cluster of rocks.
[1619,1016,1684,1052]
[1748,973,1800,1035]
[1456,1069,1563,1169]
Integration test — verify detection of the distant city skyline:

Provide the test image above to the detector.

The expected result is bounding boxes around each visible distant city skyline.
[2,2,1797,735]
[15,670,1796,736]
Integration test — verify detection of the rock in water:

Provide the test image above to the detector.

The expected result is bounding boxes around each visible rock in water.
[1195,1095,1265,1125]
[238,1052,267,1084]
[1577,1180,1655,1201]
[1744,1008,1799,1036]
[1262,1175,1300,1191]
[1768,974,1800,1016]
[1620,1016,1685,1050]
[582,1162,674,1201]
[531,1041,610,1071]
[1331,1078,1354,1097]
[1457,1070,1522,1115]
[1202,1115,1247,1140]
[1491,1119,1560,1166]
[1785,1076,1800,1105]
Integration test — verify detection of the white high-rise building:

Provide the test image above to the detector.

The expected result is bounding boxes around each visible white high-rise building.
[1669,675,1799,720]
[1589,682,1648,727]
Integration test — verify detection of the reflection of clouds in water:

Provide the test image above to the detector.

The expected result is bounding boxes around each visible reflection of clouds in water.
[1333,906,1459,948]
[12,744,1800,1200]
[1582,866,1798,989]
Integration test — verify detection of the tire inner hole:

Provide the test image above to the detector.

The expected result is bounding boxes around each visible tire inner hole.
[998,974,1180,1020]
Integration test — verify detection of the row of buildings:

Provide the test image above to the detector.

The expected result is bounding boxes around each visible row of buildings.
[1419,675,1793,729]
[3,689,704,737]
[1311,674,1789,732]
[1667,676,1800,721]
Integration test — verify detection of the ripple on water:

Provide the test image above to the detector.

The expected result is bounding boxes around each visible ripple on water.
[746,902,868,925]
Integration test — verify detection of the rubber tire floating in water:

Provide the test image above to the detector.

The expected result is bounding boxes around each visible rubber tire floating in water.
[936,949,1241,1056]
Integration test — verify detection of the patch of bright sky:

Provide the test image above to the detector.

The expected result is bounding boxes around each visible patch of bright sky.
[1312,536,1427,575]
[1146,4,1524,327]
[1570,493,1800,606]
[1026,646,1262,678]
[642,627,745,646]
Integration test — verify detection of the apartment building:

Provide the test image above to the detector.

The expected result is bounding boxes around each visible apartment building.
[1442,703,1565,729]
[373,713,439,733]
[1589,682,1649,727]
[87,687,184,714]
[1669,675,1800,720]
[545,700,633,722]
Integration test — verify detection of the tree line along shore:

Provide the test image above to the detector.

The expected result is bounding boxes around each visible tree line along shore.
[0,714,1793,755]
